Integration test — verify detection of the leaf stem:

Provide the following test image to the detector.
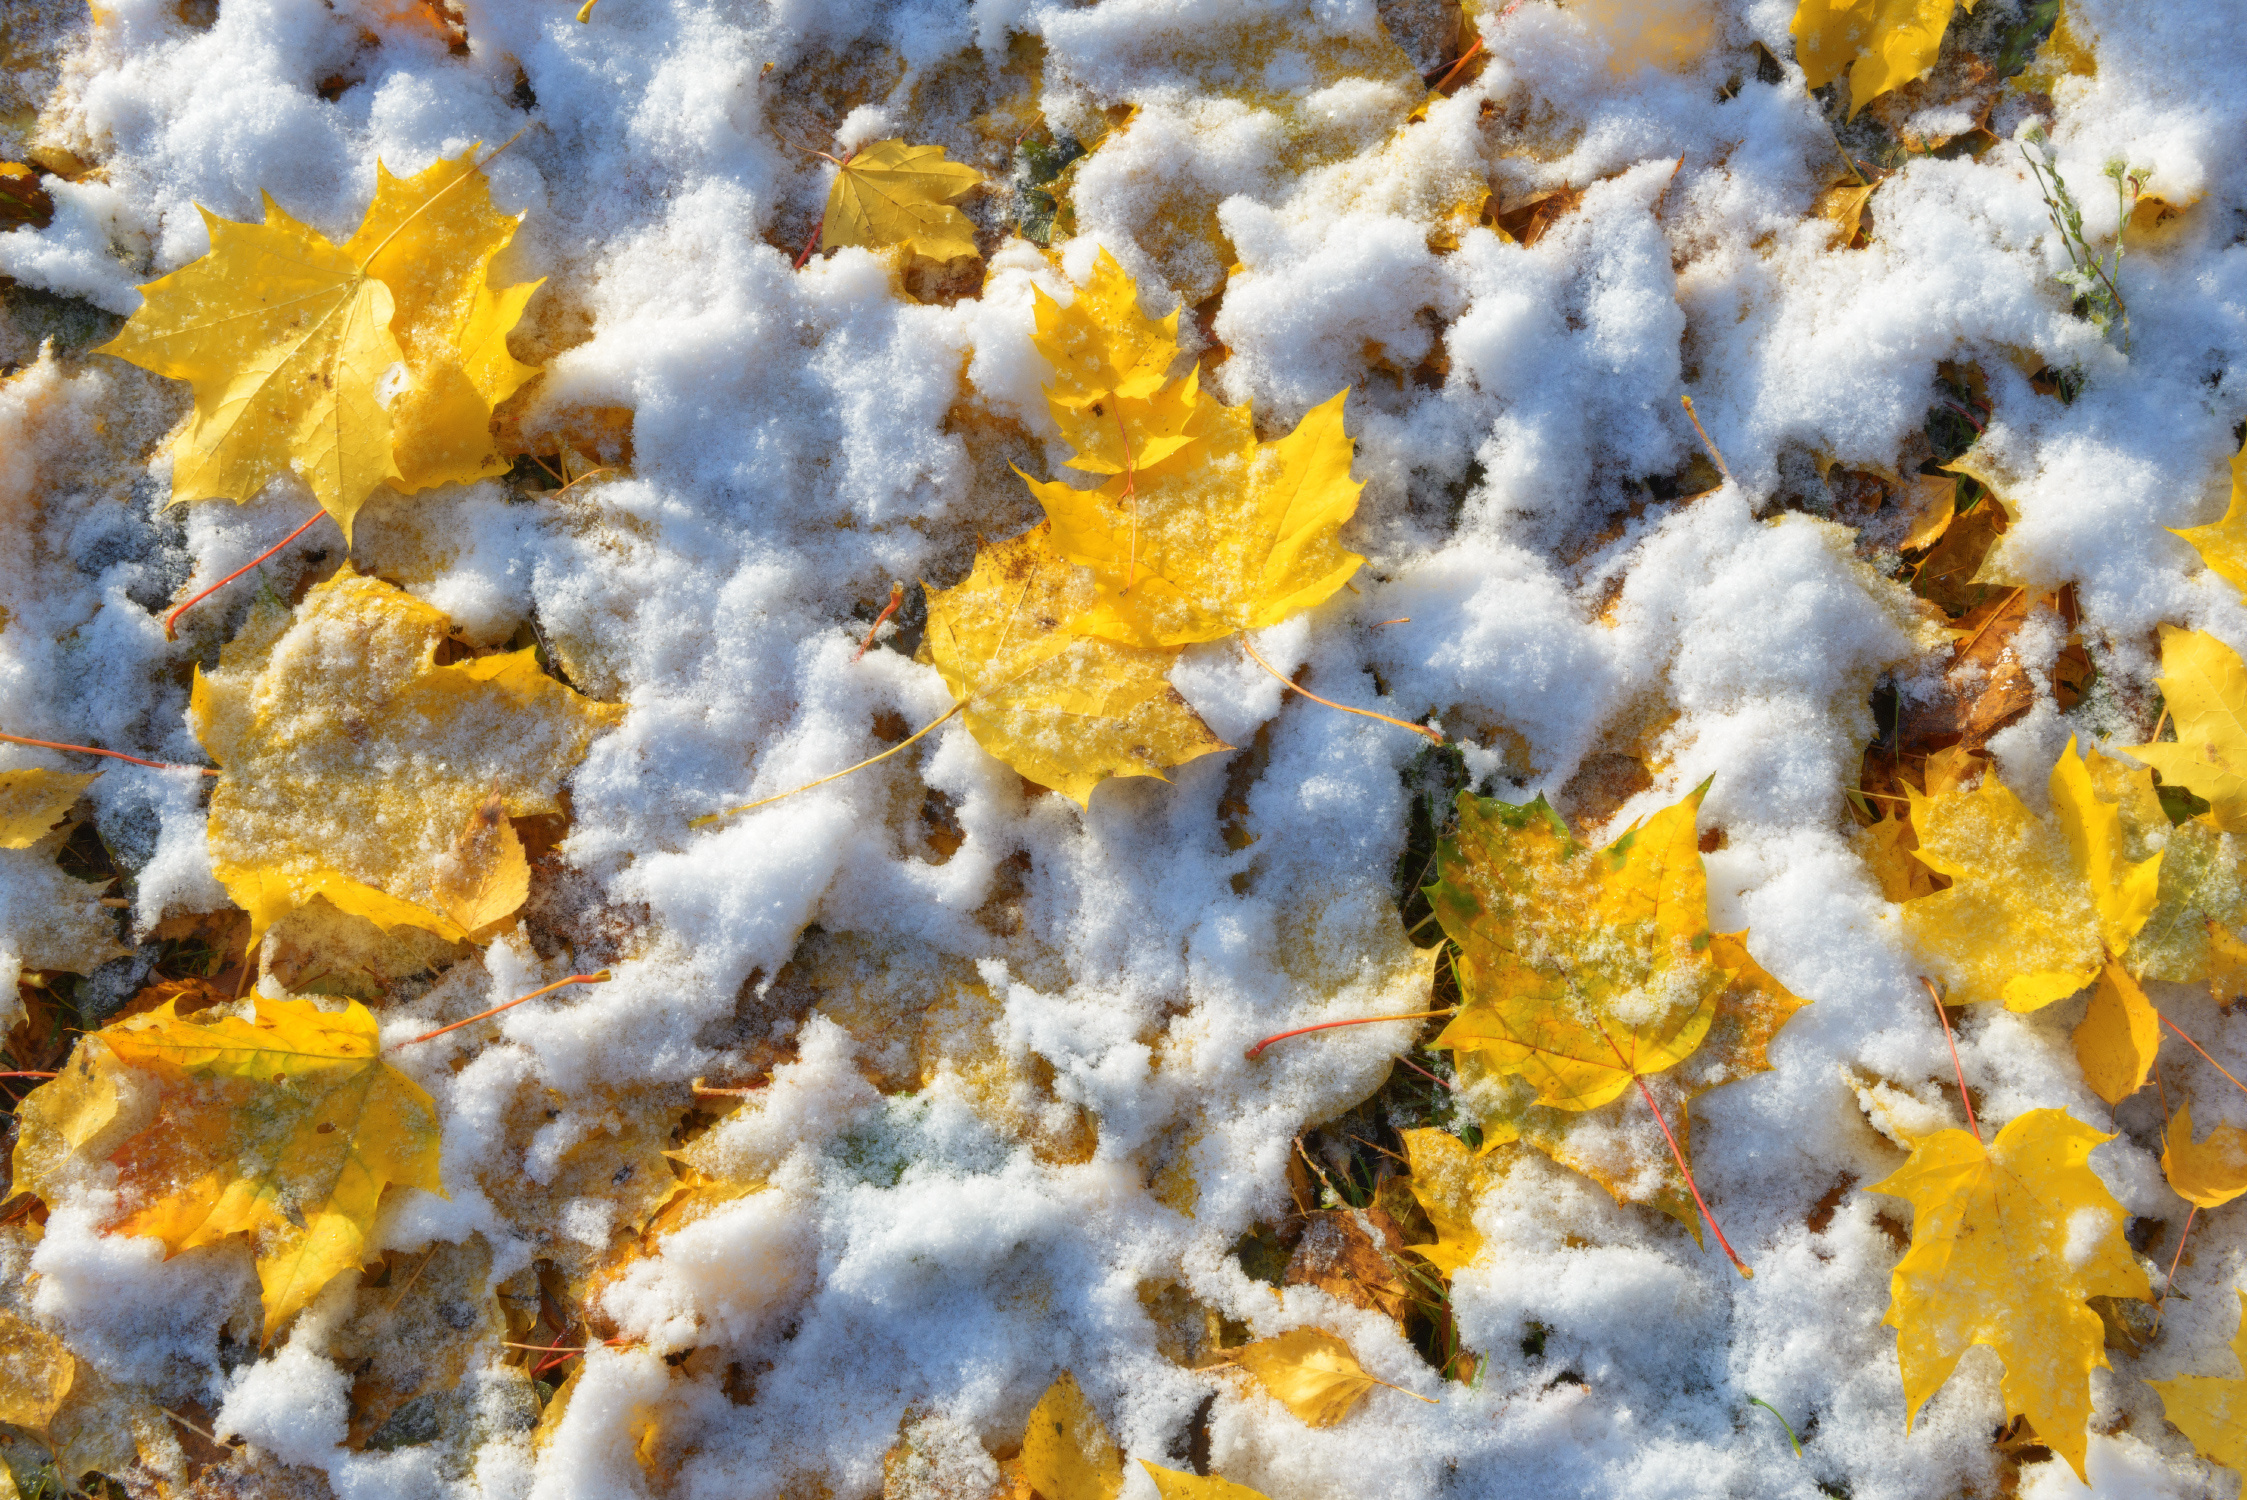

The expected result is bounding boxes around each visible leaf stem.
[1921,976,1981,1143]
[1629,1066,1753,1278]
[689,702,964,828]
[164,508,330,640]
[1395,1053,1456,1091]
[794,215,825,269]
[1245,1009,1458,1060]
[401,970,611,1046]
[854,583,905,661]
[1426,35,1485,93]
[2155,1202,2197,1331]
[2158,1010,2247,1100]
[1679,393,1735,489]
[0,730,219,776]
[1237,634,1443,744]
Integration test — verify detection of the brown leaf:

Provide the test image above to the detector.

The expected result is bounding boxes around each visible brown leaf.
[1283,1209,1416,1328]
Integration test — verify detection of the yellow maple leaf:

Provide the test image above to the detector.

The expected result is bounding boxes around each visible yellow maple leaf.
[191,564,623,952]
[1869,1108,2150,1482]
[97,146,540,538]
[0,768,96,849]
[2150,1289,2247,1480]
[2171,443,2247,595]
[2125,625,2247,833]
[2162,1104,2247,1209]
[922,524,1228,806]
[1225,1327,1424,1428]
[820,140,984,263]
[1140,1463,1271,1500]
[1429,784,1795,1113]
[1855,806,1942,902]
[1903,738,2159,1010]
[1018,1371,1121,1500]
[1398,1126,1499,1274]
[1789,0,1972,118]
[11,996,443,1334]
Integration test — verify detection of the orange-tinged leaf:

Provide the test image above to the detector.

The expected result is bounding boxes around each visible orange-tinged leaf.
[2162,1104,2247,1209]
[16,997,443,1335]
[1017,1371,1121,1500]
[922,525,1227,806]
[1429,785,1740,1111]
[2124,625,2247,834]
[430,792,529,937]
[190,565,622,949]
[2149,1290,2247,1480]
[0,768,97,850]
[1868,1108,2150,1482]
[2072,960,2160,1106]
[820,140,984,263]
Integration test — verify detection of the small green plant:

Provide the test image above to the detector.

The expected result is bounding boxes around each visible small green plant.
[2019,125,2145,352]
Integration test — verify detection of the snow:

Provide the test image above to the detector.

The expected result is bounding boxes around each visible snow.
[3,0,2247,1495]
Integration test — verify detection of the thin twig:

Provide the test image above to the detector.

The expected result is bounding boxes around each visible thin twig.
[1375,618,1411,626]
[1246,1009,1458,1060]
[1921,977,1981,1143]
[1238,635,1443,744]
[401,970,612,1046]
[2155,1203,2198,1331]
[689,702,964,828]
[1679,394,1734,488]
[1427,36,1484,93]
[1396,1053,1456,1092]
[0,731,218,776]
[159,1407,228,1446]
[384,1246,439,1314]
[0,1071,57,1080]
[165,509,330,640]
[2160,1011,2247,1100]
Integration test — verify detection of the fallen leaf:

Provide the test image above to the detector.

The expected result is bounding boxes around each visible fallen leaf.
[1140,1462,1271,1500]
[1868,1107,2151,1482]
[1017,1371,1121,1500]
[0,1309,71,1431]
[1814,172,1879,247]
[2072,961,2160,1106]
[1226,1327,1395,1428]
[1856,806,1942,902]
[1284,1208,1416,1325]
[2149,1289,2247,1481]
[429,791,529,937]
[0,823,132,983]
[1790,0,1970,118]
[1907,496,2006,617]
[97,146,540,537]
[2171,444,2247,597]
[0,163,53,230]
[1902,738,2158,1010]
[191,564,623,952]
[1398,1127,1498,1274]
[922,524,1228,806]
[820,140,984,263]
[2162,1104,2247,1209]
[0,768,96,850]
[2125,625,2247,833]
[11,996,443,1334]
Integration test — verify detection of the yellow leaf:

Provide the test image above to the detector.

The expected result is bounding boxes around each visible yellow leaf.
[1017,1371,1121,1500]
[2072,960,2161,1106]
[340,148,545,494]
[1902,751,2116,1010]
[2149,1290,2247,1480]
[820,140,984,263]
[191,565,622,951]
[1789,0,1969,117]
[1030,247,1182,417]
[2125,625,2247,833]
[922,524,1228,806]
[1430,785,1748,1111]
[1398,1127,1494,1275]
[1140,1462,1271,1500]
[1228,1327,1403,1428]
[2050,737,2164,956]
[1868,1108,2150,1482]
[8,1039,123,1208]
[2162,1104,2247,1209]
[17,996,443,1334]
[430,791,529,937]
[0,768,96,850]
[2171,447,2247,595]
[0,826,131,977]
[97,148,539,537]
[0,1309,72,1431]
[1855,807,1941,903]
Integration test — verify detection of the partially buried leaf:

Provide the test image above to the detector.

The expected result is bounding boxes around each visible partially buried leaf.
[1017,1371,1121,1500]
[0,1309,71,1430]
[96,146,540,538]
[1856,807,1942,902]
[1398,1127,1496,1275]
[820,140,984,263]
[0,824,131,981]
[10,996,443,1334]
[2149,1289,2247,1481]
[1284,1208,1416,1325]
[1789,0,1969,118]
[922,524,1228,806]
[430,791,529,936]
[2162,1104,2247,1209]
[2170,443,2247,598]
[1140,1462,1271,1500]
[0,769,96,850]
[1227,1327,1400,1428]
[2125,625,2247,834]
[1869,1107,2149,1482]
[192,564,622,952]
